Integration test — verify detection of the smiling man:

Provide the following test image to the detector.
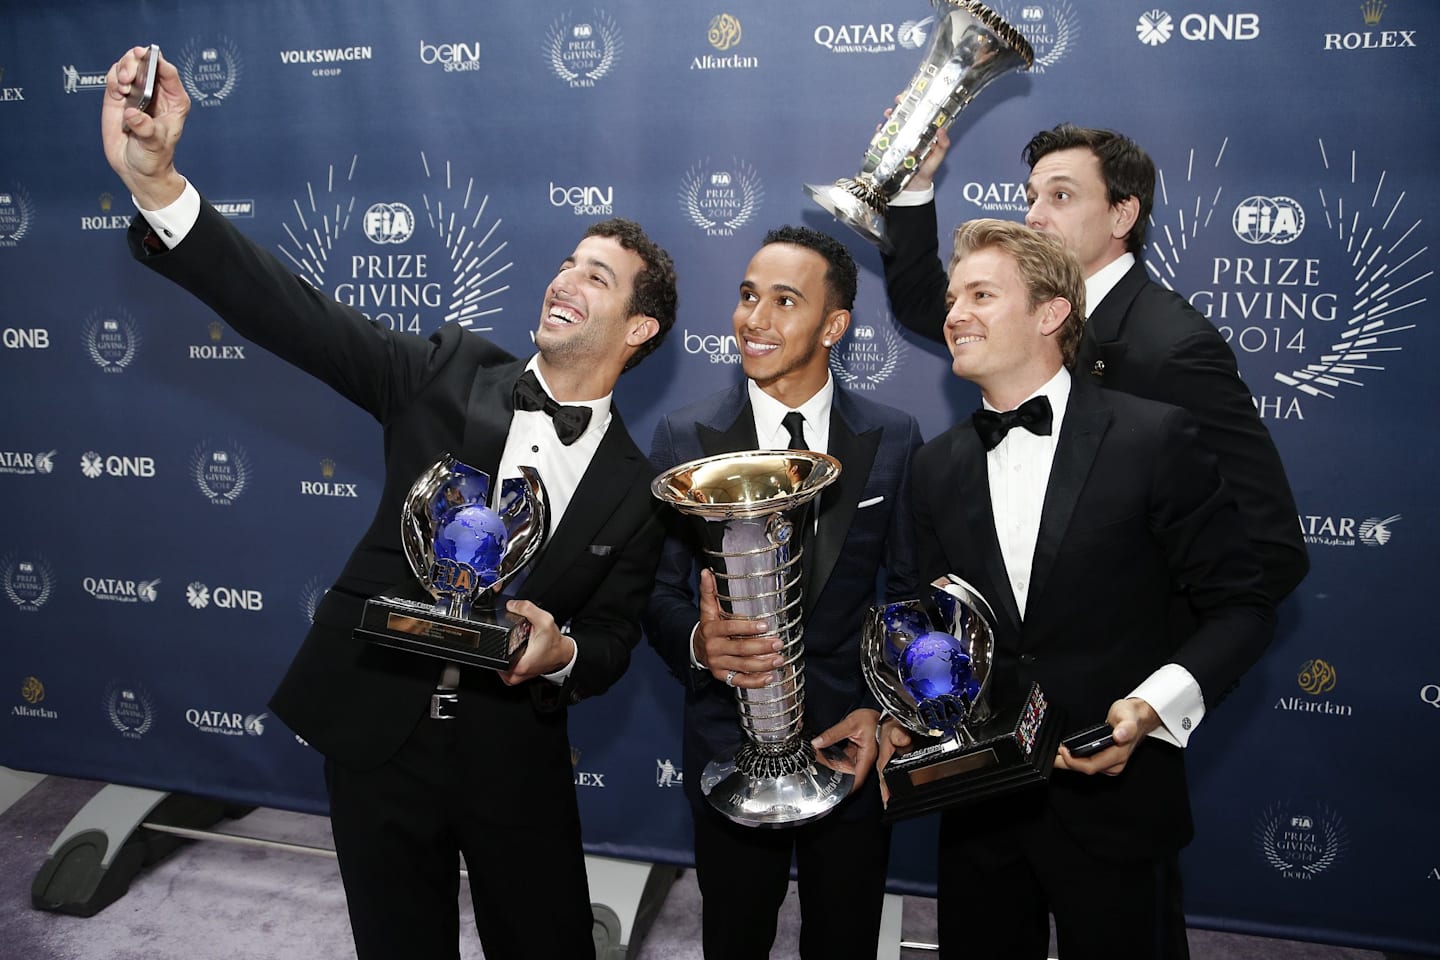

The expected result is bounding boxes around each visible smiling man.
[888,218,1273,959]
[882,123,1306,606]
[102,45,676,960]
[644,225,921,960]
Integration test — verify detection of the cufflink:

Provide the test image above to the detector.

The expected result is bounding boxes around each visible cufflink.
[1181,716,1192,731]
[1091,359,1106,377]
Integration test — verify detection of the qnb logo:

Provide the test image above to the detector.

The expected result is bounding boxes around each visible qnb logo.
[1,327,48,349]
[1139,10,1259,44]
[80,452,156,478]
[186,582,265,611]
[1137,10,1174,44]
[362,202,416,244]
[1233,196,1304,244]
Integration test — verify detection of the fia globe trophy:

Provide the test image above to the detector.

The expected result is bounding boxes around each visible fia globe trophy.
[804,0,1034,250]
[864,575,1061,821]
[652,450,848,827]
[356,454,547,669]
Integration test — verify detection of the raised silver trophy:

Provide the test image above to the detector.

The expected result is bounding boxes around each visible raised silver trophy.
[652,450,847,827]
[356,454,548,670]
[864,574,1061,821]
[804,0,1034,250]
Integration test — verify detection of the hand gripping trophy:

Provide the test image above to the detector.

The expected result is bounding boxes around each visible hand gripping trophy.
[356,454,548,670]
[863,575,1061,821]
[805,0,1033,250]
[652,450,848,827]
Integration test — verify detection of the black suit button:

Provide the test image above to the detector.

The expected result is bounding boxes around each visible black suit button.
[1018,654,1037,665]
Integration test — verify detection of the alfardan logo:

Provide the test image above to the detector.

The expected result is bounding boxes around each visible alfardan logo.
[1274,658,1353,717]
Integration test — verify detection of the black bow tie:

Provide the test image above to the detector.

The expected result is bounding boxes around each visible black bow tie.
[512,370,591,445]
[971,395,1053,451]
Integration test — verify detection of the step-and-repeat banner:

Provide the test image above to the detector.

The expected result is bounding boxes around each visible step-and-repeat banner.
[2,1,1435,953]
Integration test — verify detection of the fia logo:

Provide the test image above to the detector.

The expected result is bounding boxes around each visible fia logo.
[680,158,764,237]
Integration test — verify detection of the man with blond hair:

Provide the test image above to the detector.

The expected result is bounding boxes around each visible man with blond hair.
[882,219,1273,959]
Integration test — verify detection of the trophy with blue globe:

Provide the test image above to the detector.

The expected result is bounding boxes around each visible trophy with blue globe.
[863,574,1061,821]
[356,455,547,669]
[804,0,1033,251]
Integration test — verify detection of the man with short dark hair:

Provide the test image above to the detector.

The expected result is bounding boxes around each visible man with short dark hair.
[645,225,922,959]
[103,45,676,959]
[885,217,1273,958]
[883,123,1307,605]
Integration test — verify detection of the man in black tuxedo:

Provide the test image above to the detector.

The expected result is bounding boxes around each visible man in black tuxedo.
[880,219,1274,958]
[103,47,675,959]
[644,226,922,958]
[883,123,1306,604]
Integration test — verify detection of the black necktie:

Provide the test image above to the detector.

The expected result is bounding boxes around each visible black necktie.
[512,370,591,446]
[971,395,1053,452]
[782,411,807,450]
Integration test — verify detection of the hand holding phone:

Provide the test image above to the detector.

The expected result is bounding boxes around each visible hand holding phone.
[126,44,160,114]
[1061,722,1115,759]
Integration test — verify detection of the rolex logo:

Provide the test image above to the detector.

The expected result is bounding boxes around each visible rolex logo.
[1361,0,1385,25]
[208,321,224,342]
[320,458,336,479]
[100,192,114,213]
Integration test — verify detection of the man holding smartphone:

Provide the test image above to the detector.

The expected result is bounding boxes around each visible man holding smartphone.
[102,46,676,960]
[880,219,1274,959]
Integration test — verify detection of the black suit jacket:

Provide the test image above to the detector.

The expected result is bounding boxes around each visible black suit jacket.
[643,382,922,818]
[129,201,663,812]
[883,200,1308,604]
[912,377,1274,860]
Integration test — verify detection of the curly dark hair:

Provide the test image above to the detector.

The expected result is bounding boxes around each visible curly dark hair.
[583,218,679,371]
[1022,123,1155,255]
[760,224,858,313]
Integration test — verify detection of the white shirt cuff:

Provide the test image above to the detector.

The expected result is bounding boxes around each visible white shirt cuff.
[889,184,934,207]
[541,628,579,684]
[1129,662,1206,747]
[135,178,200,249]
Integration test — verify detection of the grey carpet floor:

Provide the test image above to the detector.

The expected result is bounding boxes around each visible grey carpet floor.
[1,775,1394,959]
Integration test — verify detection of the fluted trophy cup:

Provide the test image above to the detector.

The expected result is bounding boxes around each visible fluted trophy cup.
[804,0,1034,250]
[356,454,548,670]
[652,451,847,827]
[863,574,1062,821]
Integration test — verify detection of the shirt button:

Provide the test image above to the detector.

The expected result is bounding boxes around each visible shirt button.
[531,444,539,453]
[1018,654,1037,665]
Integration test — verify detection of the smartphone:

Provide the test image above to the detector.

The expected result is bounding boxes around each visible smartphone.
[1061,722,1115,758]
[127,44,160,114]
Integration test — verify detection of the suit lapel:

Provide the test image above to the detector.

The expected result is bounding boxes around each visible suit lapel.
[805,393,880,615]
[1027,380,1112,608]
[521,406,645,600]
[697,389,758,458]
[944,424,1023,634]
[1077,261,1145,382]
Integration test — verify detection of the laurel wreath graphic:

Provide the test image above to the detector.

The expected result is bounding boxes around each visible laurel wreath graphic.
[829,321,905,387]
[1,185,35,243]
[106,683,155,737]
[178,37,242,104]
[547,11,623,83]
[191,441,251,504]
[83,313,140,371]
[2,553,53,610]
[1255,802,1347,878]
[681,158,765,231]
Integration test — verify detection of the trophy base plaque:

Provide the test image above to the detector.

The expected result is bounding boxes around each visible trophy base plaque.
[803,181,890,251]
[354,583,530,671]
[700,739,855,829]
[881,683,1063,823]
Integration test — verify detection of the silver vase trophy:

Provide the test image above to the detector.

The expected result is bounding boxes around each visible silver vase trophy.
[652,450,847,827]
[804,0,1034,250]
[356,454,548,670]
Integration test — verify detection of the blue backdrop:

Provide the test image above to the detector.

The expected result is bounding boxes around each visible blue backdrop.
[2,1,1436,953]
